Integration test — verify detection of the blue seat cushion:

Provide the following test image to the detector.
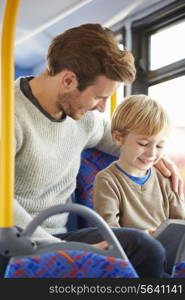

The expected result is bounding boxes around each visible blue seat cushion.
[5,250,138,278]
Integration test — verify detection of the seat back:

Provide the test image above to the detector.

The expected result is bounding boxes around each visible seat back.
[172,261,185,278]
[74,148,116,229]
[171,233,185,278]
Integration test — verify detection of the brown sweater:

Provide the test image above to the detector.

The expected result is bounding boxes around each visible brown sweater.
[93,162,185,231]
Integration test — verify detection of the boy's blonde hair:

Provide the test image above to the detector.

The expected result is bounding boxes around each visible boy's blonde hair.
[111,94,170,137]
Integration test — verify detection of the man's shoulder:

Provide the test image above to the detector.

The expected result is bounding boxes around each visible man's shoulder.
[79,112,109,135]
[14,77,21,86]
[14,77,27,106]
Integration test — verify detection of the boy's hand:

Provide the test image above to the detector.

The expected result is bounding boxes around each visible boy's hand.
[144,229,156,236]
[154,155,184,199]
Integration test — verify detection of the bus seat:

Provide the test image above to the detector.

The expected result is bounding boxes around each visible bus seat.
[74,148,116,229]
[3,203,139,278]
[5,243,185,278]
[171,233,185,278]
[4,250,138,278]
[171,261,185,278]
[5,250,185,278]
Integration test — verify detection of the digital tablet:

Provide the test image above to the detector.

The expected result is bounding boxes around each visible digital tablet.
[153,219,185,239]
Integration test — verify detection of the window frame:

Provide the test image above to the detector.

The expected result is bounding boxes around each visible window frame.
[131,0,185,94]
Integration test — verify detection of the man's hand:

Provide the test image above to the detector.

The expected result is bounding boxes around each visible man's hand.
[154,155,184,199]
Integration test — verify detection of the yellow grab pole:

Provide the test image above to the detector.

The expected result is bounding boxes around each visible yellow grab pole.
[110,91,117,118]
[0,0,21,227]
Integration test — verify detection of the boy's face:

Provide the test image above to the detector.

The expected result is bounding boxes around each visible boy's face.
[117,131,169,176]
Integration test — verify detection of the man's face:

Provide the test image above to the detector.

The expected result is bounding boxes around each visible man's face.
[57,75,120,120]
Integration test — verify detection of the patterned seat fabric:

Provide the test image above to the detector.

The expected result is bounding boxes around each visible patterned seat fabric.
[75,149,116,228]
[171,261,185,278]
[5,250,138,278]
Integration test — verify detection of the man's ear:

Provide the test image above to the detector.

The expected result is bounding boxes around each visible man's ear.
[60,71,78,90]
[112,130,122,145]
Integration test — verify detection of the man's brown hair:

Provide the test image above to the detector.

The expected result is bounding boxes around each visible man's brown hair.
[47,23,136,90]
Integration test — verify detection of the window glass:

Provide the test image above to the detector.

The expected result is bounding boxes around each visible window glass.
[148,75,185,127]
[150,21,185,70]
[149,76,185,186]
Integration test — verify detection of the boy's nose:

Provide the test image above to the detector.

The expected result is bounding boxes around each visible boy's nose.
[145,146,156,157]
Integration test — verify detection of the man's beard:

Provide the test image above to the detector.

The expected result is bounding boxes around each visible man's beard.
[57,90,85,120]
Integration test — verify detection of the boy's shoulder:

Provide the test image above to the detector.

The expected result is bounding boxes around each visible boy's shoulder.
[95,161,131,187]
[95,161,117,179]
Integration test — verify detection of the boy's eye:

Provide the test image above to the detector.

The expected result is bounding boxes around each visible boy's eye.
[138,143,147,147]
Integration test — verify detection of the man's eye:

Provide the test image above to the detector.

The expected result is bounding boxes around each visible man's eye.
[157,145,164,149]
[138,143,147,147]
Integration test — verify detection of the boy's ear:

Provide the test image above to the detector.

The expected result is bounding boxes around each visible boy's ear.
[112,130,122,145]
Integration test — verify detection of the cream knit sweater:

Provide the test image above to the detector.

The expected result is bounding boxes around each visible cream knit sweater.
[14,77,118,242]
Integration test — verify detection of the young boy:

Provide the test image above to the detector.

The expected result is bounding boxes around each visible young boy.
[93,94,185,273]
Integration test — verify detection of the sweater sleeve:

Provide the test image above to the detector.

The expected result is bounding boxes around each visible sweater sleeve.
[155,168,185,220]
[168,191,185,220]
[85,113,119,157]
[14,199,63,243]
[14,118,63,244]
[95,120,120,156]
[93,172,121,227]
[15,117,23,154]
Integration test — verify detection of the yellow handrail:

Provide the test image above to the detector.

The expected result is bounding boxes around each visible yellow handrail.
[0,0,21,227]
[110,91,117,117]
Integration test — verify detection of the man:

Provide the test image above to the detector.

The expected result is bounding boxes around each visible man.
[13,24,183,277]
